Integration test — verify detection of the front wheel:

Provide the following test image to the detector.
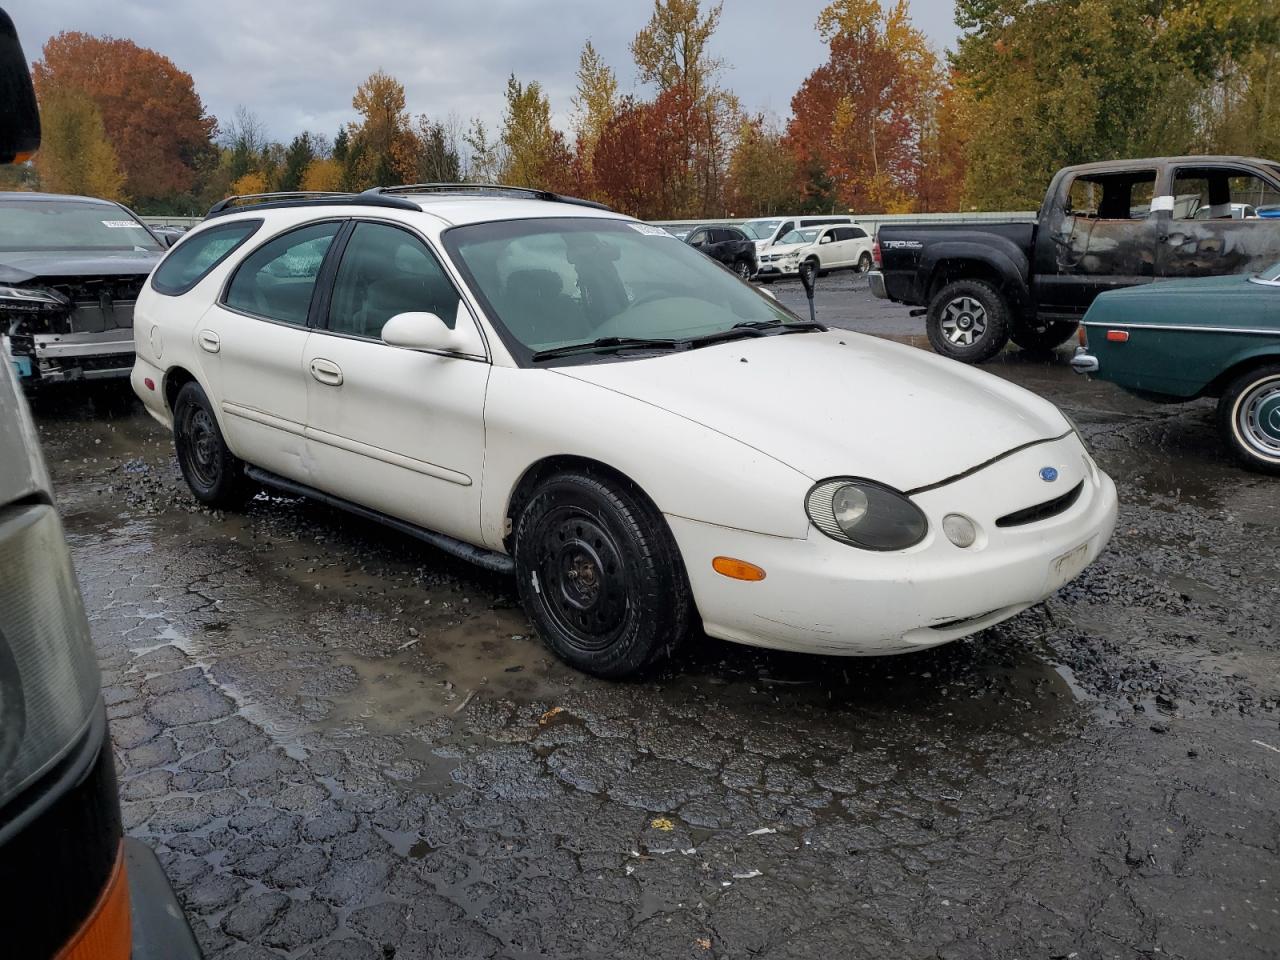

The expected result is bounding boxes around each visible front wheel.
[1010,320,1079,353]
[513,469,694,678]
[734,259,753,280]
[173,381,252,508]
[925,279,1011,363]
[1217,363,1280,475]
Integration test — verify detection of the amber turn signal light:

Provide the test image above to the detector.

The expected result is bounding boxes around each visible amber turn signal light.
[1076,325,1088,347]
[1106,330,1130,343]
[55,841,131,960]
[712,557,766,581]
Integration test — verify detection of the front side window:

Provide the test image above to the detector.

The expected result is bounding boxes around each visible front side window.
[1066,171,1156,220]
[223,221,341,326]
[328,222,462,339]
[0,198,162,253]
[444,217,798,362]
[152,219,262,296]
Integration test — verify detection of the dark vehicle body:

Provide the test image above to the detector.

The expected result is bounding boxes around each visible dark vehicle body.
[685,224,758,279]
[872,156,1280,362]
[1,192,166,388]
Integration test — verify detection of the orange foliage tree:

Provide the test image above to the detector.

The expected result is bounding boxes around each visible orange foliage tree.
[32,33,215,208]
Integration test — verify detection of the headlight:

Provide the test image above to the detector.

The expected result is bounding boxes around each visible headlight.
[0,284,66,312]
[806,478,928,551]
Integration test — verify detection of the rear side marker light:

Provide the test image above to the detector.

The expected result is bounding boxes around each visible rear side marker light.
[55,841,131,960]
[1106,330,1129,342]
[1077,326,1088,347]
[143,377,155,391]
[712,557,766,581]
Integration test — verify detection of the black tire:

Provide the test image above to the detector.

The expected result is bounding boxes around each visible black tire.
[173,381,251,508]
[733,259,753,280]
[513,469,694,679]
[925,279,1011,363]
[1216,363,1280,475]
[1010,320,1079,353]
[857,252,873,273]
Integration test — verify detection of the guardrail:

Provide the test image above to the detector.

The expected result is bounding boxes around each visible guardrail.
[143,210,1039,235]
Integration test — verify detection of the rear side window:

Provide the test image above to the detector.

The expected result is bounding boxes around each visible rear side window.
[850,227,868,239]
[223,221,341,326]
[151,219,261,296]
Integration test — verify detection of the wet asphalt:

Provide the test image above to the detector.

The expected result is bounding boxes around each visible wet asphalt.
[30,271,1280,959]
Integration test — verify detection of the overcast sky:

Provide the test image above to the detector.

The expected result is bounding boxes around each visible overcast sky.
[14,0,961,143]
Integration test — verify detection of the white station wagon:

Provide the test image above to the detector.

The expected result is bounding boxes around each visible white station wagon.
[131,186,1118,678]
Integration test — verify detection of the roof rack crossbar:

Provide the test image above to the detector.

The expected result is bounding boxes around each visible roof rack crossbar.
[368,183,611,211]
[205,190,422,219]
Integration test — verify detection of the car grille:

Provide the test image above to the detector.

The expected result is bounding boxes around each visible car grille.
[995,481,1084,528]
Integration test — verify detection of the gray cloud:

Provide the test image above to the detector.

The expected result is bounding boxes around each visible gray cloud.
[14,0,960,142]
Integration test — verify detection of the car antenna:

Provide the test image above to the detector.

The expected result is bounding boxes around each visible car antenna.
[798,260,818,324]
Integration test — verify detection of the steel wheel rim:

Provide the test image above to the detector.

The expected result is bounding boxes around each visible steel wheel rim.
[1237,376,1280,459]
[535,508,630,652]
[940,296,988,346]
[181,406,221,489]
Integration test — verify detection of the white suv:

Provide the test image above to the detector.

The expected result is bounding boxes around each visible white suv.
[757,223,874,280]
[132,185,1116,678]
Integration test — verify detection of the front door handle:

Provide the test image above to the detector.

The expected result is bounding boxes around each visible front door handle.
[309,358,343,386]
[198,330,220,353]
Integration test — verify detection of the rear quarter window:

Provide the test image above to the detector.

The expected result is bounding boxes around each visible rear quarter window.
[151,219,263,296]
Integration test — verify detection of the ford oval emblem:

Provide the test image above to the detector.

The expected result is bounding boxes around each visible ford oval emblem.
[1040,466,1059,483]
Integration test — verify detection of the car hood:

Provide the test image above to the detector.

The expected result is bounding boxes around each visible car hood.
[554,331,1071,491]
[763,242,810,256]
[0,248,162,284]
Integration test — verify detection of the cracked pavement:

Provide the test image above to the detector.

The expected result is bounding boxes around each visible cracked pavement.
[31,278,1280,959]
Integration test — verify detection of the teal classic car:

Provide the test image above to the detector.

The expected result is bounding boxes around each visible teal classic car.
[1071,263,1280,474]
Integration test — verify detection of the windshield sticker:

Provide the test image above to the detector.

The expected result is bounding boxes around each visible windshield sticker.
[101,220,144,228]
[628,223,677,237]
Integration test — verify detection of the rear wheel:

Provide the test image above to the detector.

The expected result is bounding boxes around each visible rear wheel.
[173,381,251,508]
[926,279,1011,363]
[1217,363,1280,475]
[513,469,693,678]
[1010,320,1079,353]
[857,252,873,273]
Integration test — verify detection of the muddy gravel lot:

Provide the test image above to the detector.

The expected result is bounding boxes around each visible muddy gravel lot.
[32,274,1280,959]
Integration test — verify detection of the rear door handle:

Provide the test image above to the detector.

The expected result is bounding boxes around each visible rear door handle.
[309,358,343,386]
[198,330,220,353]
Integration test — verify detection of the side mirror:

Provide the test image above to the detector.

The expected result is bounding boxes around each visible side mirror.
[819,235,832,244]
[382,310,485,357]
[0,11,40,164]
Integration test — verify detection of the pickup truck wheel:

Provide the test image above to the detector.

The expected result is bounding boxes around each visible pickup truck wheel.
[926,280,1011,363]
[1010,321,1079,353]
[514,469,693,678]
[1217,363,1280,475]
[173,381,251,508]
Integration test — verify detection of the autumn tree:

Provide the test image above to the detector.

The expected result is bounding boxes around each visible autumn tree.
[724,115,799,216]
[347,70,417,188]
[32,33,215,209]
[464,119,505,183]
[571,41,618,189]
[499,75,576,192]
[788,0,939,213]
[278,133,320,192]
[33,87,126,200]
[301,158,343,192]
[407,115,462,183]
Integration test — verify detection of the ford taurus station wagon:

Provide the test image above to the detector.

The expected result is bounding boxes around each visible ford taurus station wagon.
[131,185,1118,678]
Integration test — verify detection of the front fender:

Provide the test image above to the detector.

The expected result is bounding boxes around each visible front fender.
[479,366,813,549]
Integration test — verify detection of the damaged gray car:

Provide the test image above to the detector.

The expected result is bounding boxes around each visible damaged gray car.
[1,192,168,390]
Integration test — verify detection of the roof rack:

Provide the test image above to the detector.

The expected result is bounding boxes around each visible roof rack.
[368,183,611,211]
[205,190,422,219]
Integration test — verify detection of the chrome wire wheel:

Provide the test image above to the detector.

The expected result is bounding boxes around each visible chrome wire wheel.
[1235,374,1280,461]
[940,296,989,346]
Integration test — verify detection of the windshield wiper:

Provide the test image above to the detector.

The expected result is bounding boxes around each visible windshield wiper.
[531,337,682,362]
[679,319,826,349]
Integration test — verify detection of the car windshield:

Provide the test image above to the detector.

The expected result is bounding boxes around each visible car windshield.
[740,219,783,240]
[777,228,819,245]
[444,217,803,362]
[1256,262,1280,282]
[0,198,161,253]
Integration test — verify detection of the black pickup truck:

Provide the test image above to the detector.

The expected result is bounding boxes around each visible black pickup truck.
[870,156,1280,362]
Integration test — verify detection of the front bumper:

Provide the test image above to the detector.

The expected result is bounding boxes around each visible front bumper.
[4,331,135,385]
[868,270,888,299]
[126,838,203,960]
[1070,346,1099,374]
[668,433,1117,655]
